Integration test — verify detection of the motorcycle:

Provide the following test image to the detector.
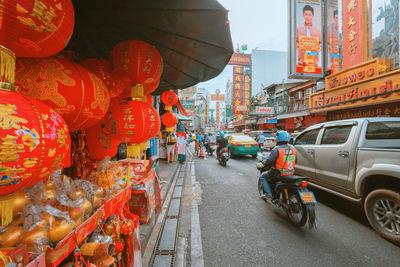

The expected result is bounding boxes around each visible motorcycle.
[256,160,316,228]
[206,142,215,156]
[217,147,229,166]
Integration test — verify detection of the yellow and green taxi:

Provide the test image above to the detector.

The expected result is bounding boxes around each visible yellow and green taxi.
[226,134,259,158]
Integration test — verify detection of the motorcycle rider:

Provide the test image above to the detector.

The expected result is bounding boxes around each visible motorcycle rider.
[204,133,212,152]
[260,131,297,200]
[216,132,228,159]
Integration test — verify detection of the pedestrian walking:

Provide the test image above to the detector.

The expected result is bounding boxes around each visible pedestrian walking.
[177,132,187,163]
[165,132,177,163]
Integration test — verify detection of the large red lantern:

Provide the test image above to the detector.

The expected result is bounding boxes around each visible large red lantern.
[0,0,75,58]
[110,40,163,84]
[0,89,71,198]
[161,90,178,111]
[80,58,129,98]
[86,120,120,161]
[104,100,160,144]
[15,57,110,131]
[162,112,178,132]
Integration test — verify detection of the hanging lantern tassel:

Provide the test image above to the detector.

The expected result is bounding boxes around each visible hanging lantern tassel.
[130,84,145,101]
[0,46,16,84]
[0,194,14,226]
[165,105,172,112]
[127,144,141,158]
[127,161,131,184]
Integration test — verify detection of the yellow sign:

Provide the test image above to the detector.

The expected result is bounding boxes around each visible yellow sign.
[211,94,225,101]
[311,68,400,113]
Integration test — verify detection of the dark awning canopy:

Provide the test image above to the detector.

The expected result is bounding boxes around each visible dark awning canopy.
[68,0,234,94]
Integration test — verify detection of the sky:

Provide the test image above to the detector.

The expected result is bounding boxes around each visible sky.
[197,0,288,96]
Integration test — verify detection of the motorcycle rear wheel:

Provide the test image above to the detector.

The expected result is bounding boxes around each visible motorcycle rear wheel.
[220,158,226,166]
[286,191,307,227]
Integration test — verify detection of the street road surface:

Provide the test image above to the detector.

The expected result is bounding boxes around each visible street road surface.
[188,144,400,266]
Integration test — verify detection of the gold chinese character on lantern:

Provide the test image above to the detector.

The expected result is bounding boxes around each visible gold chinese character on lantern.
[123,114,133,122]
[30,0,57,31]
[124,108,132,114]
[0,104,28,130]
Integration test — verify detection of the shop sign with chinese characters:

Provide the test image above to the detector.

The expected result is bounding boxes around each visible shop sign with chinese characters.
[342,0,365,69]
[228,53,251,66]
[310,69,400,112]
[232,66,244,114]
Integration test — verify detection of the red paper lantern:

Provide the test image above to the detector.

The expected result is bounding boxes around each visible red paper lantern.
[80,58,129,99]
[15,57,110,131]
[0,0,75,57]
[145,95,153,106]
[104,100,160,144]
[162,112,177,132]
[161,90,178,112]
[0,89,71,196]
[86,120,120,161]
[110,40,163,84]
[143,79,160,95]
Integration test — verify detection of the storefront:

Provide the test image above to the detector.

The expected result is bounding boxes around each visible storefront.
[309,59,400,120]
[277,111,326,133]
[257,118,277,131]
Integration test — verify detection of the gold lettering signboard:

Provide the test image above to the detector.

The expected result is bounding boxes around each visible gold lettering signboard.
[325,58,390,91]
[311,68,400,113]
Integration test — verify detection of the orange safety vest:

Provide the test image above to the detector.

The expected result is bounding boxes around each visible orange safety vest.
[275,147,296,176]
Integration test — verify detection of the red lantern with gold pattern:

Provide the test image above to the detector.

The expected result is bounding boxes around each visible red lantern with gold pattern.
[0,0,75,58]
[0,89,71,197]
[15,57,110,131]
[162,112,178,132]
[104,100,160,144]
[110,40,163,84]
[145,94,153,106]
[86,120,120,161]
[161,90,178,112]
[143,78,160,95]
[80,58,129,99]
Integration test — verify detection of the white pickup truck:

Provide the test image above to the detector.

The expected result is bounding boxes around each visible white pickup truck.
[293,117,400,244]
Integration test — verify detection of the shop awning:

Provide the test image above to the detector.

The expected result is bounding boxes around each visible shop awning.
[277,110,310,120]
[174,113,193,121]
[68,0,234,94]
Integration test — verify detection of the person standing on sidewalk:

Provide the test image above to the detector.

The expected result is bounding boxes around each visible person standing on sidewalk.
[165,132,177,163]
[177,132,187,163]
[257,134,265,152]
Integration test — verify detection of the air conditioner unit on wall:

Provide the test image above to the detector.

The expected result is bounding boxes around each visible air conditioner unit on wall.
[294,91,303,100]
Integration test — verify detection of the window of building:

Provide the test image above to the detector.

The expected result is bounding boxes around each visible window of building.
[321,126,352,144]
[295,129,320,145]
[371,0,400,68]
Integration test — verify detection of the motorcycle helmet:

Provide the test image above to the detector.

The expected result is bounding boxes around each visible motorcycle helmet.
[276,131,290,143]
[220,132,225,137]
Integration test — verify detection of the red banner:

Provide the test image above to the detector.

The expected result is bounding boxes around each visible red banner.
[342,0,364,69]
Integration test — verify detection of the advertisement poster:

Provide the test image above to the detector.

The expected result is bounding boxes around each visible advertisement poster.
[294,0,323,75]
[327,0,339,74]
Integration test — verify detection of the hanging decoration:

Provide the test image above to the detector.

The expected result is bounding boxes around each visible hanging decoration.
[103,100,160,158]
[80,58,129,98]
[0,46,16,84]
[86,119,120,161]
[110,40,163,84]
[0,0,75,58]
[0,88,71,225]
[161,112,178,132]
[15,57,110,131]
[161,90,178,111]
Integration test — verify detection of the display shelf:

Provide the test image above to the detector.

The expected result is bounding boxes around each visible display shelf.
[45,186,132,267]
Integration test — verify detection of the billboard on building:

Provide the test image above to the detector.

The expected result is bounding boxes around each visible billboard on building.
[232,66,244,115]
[211,94,225,101]
[255,106,275,115]
[289,0,324,78]
[326,0,339,74]
[244,69,251,107]
[228,53,251,65]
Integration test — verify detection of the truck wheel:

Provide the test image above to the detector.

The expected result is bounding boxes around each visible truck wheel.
[364,189,400,244]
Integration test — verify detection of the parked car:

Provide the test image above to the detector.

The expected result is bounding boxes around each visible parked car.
[293,117,400,244]
[226,134,259,158]
[248,131,277,150]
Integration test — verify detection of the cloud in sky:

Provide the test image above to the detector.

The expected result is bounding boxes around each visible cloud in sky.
[197,0,288,95]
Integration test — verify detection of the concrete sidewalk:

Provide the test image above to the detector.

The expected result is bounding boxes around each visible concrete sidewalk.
[139,159,180,254]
